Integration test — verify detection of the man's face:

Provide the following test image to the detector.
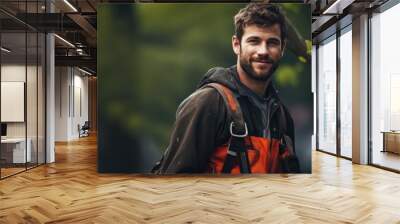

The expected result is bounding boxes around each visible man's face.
[232,24,285,81]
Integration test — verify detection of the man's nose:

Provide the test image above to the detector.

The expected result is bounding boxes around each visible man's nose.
[256,42,269,56]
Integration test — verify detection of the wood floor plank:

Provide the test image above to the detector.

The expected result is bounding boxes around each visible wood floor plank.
[0,135,400,223]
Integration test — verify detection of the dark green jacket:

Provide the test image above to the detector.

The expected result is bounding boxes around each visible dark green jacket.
[152,65,298,174]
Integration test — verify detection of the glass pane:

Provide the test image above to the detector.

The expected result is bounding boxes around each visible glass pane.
[340,28,352,158]
[38,32,45,165]
[27,31,38,169]
[26,0,38,169]
[1,31,27,177]
[318,35,337,154]
[371,4,400,171]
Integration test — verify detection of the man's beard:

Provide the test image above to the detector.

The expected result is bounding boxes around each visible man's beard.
[239,55,280,82]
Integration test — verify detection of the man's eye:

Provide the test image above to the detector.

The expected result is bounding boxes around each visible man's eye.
[268,40,281,46]
[248,39,259,44]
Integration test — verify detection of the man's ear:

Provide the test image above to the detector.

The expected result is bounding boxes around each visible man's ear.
[232,35,240,55]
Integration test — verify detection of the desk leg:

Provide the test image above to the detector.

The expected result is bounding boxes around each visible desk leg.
[382,133,386,153]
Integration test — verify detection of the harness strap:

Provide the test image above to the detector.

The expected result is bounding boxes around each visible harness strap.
[202,83,250,174]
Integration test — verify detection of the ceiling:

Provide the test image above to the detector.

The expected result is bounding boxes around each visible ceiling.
[0,0,394,75]
[1,0,104,74]
[307,0,390,42]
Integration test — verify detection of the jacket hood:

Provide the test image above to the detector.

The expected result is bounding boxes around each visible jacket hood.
[197,66,238,91]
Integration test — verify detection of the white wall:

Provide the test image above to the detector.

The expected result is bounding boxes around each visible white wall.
[1,65,26,81]
[55,67,89,141]
[1,65,39,138]
[55,66,70,141]
[1,65,26,140]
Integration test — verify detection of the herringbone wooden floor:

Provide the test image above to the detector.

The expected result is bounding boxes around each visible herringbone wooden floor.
[1,135,400,224]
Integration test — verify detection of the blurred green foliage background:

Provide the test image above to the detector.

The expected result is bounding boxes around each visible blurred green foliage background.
[98,3,312,173]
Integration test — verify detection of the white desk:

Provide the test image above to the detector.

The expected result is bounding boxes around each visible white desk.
[1,138,31,163]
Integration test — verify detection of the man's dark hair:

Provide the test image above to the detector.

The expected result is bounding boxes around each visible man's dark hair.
[234,3,287,46]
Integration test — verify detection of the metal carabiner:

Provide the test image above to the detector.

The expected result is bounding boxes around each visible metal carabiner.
[229,121,248,138]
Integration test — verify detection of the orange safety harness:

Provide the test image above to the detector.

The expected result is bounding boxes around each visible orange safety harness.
[203,83,297,174]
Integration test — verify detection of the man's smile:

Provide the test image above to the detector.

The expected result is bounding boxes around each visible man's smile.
[252,59,273,70]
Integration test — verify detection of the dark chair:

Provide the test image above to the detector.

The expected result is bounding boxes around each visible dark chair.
[78,121,90,138]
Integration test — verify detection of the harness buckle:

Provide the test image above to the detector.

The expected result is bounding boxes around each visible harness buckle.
[230,122,248,138]
[227,150,237,156]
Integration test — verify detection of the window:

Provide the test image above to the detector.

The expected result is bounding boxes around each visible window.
[0,1,46,179]
[339,26,352,158]
[370,2,400,171]
[317,35,337,154]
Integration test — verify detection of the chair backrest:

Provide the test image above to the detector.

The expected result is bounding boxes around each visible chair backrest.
[82,121,90,129]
